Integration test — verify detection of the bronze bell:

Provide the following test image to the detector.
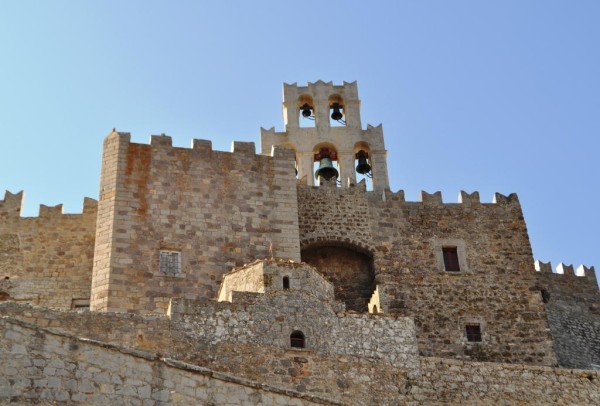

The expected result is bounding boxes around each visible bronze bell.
[355,153,372,175]
[330,103,343,121]
[315,157,339,181]
[301,103,312,118]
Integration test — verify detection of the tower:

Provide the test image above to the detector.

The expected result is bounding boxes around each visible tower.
[260,81,390,191]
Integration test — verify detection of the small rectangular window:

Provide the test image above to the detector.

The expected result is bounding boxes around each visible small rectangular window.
[442,247,460,272]
[71,298,90,309]
[159,250,181,275]
[466,324,482,342]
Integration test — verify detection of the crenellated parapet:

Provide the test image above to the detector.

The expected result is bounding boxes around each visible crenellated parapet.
[0,190,24,218]
[112,131,296,167]
[535,260,598,286]
[0,190,97,221]
[298,183,522,208]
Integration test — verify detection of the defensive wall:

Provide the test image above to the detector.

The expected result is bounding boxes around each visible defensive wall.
[0,191,97,308]
[2,131,598,371]
[2,307,599,405]
[91,131,301,313]
[0,318,331,405]
[298,183,557,366]
[534,260,600,369]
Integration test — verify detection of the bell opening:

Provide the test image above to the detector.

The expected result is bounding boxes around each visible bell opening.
[329,100,345,127]
[313,148,340,186]
[354,150,373,191]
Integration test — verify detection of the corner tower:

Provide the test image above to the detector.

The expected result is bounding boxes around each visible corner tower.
[260,81,390,191]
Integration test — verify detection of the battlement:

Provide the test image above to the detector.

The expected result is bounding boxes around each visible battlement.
[298,183,522,207]
[0,190,24,217]
[283,80,359,102]
[0,190,97,219]
[535,260,597,281]
[108,130,295,161]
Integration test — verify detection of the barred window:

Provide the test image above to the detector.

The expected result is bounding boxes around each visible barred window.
[159,250,181,275]
[466,324,482,342]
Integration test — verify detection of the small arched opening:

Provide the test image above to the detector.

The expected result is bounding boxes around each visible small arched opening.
[290,330,305,348]
[372,305,378,314]
[283,276,290,290]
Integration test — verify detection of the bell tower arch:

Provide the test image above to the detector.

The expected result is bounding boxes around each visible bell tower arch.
[261,81,390,191]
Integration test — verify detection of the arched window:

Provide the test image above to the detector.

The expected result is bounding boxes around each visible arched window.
[290,330,305,348]
[283,276,290,290]
[372,305,378,314]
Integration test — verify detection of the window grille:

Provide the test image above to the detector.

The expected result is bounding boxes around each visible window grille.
[442,247,460,272]
[159,250,181,275]
[466,324,482,342]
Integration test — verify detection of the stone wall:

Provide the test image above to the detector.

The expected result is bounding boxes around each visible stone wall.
[535,263,600,369]
[0,318,332,405]
[415,357,600,404]
[0,302,171,352]
[0,191,97,308]
[91,132,301,313]
[0,302,416,405]
[3,311,599,405]
[298,186,557,366]
[218,260,335,304]
[169,295,419,371]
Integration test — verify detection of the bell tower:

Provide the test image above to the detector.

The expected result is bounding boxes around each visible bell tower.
[260,81,390,191]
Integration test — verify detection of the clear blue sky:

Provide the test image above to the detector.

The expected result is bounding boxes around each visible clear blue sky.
[1,1,598,275]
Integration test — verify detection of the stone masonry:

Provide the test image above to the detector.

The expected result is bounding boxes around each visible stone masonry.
[0,191,97,308]
[1,80,599,404]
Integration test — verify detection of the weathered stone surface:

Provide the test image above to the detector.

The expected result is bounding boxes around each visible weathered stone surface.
[298,183,557,366]
[0,191,96,308]
[91,131,301,313]
[535,266,600,368]
[0,318,332,405]
[1,81,598,404]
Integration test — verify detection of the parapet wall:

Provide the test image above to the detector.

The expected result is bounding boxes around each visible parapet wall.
[0,191,97,308]
[2,309,598,405]
[415,357,599,404]
[535,261,600,369]
[0,318,331,405]
[91,131,301,313]
[298,185,557,366]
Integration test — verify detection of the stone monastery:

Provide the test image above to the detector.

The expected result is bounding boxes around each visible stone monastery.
[1,81,599,404]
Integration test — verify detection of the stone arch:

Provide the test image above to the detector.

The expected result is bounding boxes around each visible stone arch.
[300,240,375,312]
[300,236,375,256]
